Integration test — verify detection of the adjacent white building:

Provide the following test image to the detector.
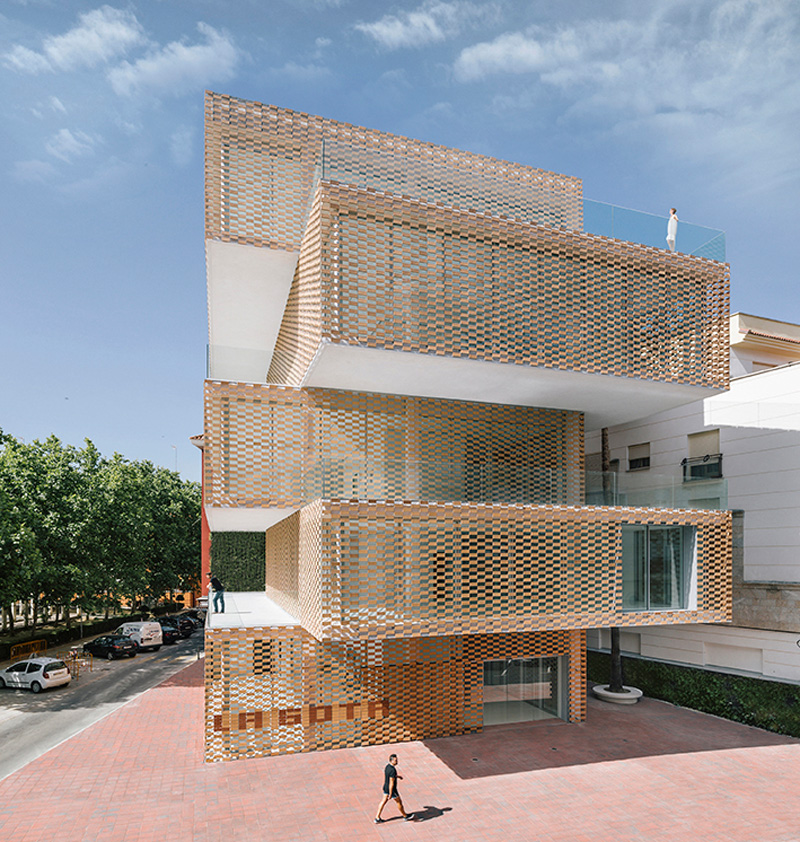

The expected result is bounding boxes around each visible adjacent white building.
[587,313,800,684]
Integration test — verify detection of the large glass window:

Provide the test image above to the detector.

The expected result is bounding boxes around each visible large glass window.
[621,525,696,611]
[482,656,566,725]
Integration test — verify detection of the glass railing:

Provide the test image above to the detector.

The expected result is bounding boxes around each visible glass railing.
[306,458,578,506]
[304,459,725,510]
[208,447,726,512]
[582,199,725,260]
[313,138,725,261]
[584,471,727,510]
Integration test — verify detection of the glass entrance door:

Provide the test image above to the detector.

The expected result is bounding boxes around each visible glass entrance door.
[482,656,565,725]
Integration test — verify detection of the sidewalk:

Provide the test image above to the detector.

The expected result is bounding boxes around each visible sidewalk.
[1,662,799,842]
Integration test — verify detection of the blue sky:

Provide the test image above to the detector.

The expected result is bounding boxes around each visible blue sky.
[1,0,798,482]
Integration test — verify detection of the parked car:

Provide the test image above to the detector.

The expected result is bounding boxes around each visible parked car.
[114,621,162,651]
[0,657,72,693]
[82,635,138,660]
[161,615,194,637]
[175,612,203,630]
[154,620,182,645]
[182,608,206,623]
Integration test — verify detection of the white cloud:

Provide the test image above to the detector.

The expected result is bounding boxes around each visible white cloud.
[49,96,66,114]
[451,1,800,192]
[107,22,239,97]
[4,44,51,73]
[454,21,634,83]
[45,128,98,163]
[2,6,145,73]
[356,1,495,50]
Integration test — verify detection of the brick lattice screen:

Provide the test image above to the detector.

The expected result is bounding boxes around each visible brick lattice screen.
[203,382,583,511]
[269,181,729,389]
[265,500,732,642]
[204,627,585,761]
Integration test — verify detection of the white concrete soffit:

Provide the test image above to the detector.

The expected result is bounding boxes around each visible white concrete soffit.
[206,240,298,382]
[204,506,298,533]
[303,342,722,429]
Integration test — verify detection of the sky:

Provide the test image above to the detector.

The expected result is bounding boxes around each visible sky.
[1,0,798,483]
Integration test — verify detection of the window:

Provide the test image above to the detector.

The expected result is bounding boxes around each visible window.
[627,442,650,471]
[621,525,696,611]
[684,430,722,481]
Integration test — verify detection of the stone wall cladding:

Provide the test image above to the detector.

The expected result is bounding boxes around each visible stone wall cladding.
[204,626,585,761]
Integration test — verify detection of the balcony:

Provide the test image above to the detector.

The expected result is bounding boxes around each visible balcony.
[205,95,730,421]
[585,470,727,510]
[203,381,727,532]
[582,200,725,261]
[262,500,731,642]
[682,454,723,482]
[265,180,728,427]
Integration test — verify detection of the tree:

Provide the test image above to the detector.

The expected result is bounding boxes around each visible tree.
[0,430,201,632]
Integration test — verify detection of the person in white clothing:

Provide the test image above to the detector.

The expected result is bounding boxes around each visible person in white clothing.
[666,208,678,252]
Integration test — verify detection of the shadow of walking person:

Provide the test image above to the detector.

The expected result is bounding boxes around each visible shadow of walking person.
[411,805,452,822]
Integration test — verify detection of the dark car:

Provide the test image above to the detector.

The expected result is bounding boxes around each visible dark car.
[83,635,138,660]
[155,620,182,645]
[161,615,194,637]
[176,612,204,630]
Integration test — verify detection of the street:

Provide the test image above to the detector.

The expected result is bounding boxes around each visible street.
[0,632,204,781]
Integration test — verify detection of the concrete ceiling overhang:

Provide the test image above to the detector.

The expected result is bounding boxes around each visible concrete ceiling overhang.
[301,342,724,429]
[206,240,298,382]
[204,506,298,533]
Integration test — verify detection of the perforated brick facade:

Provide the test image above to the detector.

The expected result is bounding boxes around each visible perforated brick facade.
[269,181,729,389]
[204,626,585,761]
[204,92,583,253]
[264,501,731,642]
[201,93,733,763]
[203,381,583,511]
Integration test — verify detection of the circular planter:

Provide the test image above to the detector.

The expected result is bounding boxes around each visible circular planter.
[592,684,643,705]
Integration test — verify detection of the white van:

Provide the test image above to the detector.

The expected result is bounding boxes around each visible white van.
[114,621,163,652]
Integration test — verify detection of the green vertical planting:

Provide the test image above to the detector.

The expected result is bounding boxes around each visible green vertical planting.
[210,532,266,591]
[588,650,800,738]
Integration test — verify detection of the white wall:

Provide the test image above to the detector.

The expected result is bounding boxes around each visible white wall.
[589,624,800,684]
[590,364,800,584]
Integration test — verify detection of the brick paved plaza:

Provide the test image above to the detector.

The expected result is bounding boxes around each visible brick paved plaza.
[1,659,798,842]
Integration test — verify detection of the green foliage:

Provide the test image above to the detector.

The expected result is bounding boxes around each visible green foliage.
[588,650,800,738]
[0,428,201,623]
[210,532,266,591]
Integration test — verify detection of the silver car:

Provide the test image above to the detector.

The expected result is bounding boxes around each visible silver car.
[0,657,72,693]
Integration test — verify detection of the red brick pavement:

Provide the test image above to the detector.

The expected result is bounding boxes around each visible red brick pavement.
[1,662,799,842]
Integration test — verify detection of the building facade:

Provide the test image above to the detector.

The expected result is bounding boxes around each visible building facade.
[588,313,800,684]
[201,91,732,762]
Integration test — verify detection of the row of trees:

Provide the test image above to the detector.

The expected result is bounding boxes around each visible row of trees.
[0,429,201,633]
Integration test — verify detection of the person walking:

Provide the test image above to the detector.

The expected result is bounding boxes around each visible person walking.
[666,207,679,252]
[374,753,413,823]
[208,571,225,613]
